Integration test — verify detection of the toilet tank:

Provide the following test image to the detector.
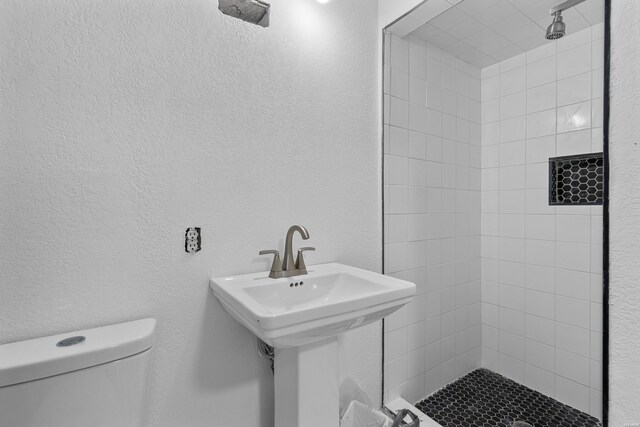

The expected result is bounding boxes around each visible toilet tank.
[0,318,156,427]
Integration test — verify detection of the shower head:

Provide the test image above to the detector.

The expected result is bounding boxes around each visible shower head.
[545,0,587,40]
[546,11,566,40]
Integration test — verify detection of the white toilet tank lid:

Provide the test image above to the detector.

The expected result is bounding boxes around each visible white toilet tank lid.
[0,318,156,388]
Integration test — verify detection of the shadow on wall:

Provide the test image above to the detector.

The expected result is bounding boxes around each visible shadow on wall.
[165,291,274,423]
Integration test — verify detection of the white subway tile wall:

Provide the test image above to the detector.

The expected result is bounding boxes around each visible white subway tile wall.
[383,22,604,420]
[384,34,482,404]
[480,24,604,419]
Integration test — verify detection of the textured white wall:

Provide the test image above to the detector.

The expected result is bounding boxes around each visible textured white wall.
[609,0,640,424]
[0,1,381,426]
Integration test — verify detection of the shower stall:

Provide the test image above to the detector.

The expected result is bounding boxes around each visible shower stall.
[382,0,606,425]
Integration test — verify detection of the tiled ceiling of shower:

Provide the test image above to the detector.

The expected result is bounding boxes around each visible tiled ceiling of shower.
[402,0,604,68]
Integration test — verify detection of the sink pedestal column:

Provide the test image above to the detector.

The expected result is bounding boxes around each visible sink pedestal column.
[274,337,339,427]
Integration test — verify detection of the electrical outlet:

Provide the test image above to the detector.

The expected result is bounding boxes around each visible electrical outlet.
[186,240,199,253]
[186,228,199,241]
[185,227,201,254]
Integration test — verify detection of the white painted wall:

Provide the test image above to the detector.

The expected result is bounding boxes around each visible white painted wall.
[0,1,381,426]
[383,35,482,404]
[609,0,640,425]
[480,24,604,418]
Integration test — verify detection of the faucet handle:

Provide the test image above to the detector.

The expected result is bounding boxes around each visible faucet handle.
[295,247,315,271]
[259,250,282,276]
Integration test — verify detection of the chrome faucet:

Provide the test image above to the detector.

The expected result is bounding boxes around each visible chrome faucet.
[259,225,315,279]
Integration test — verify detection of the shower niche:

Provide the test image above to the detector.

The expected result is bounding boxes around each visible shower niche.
[549,153,604,205]
[382,0,606,425]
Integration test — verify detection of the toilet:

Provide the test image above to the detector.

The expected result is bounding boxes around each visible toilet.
[0,318,156,427]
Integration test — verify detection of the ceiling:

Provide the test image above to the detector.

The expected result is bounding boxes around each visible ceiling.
[393,0,604,68]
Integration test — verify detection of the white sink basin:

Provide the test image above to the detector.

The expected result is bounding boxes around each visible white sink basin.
[210,263,415,348]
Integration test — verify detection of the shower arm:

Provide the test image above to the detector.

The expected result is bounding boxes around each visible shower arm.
[549,0,587,15]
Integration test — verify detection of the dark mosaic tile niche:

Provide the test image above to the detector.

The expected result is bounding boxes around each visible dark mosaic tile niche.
[415,369,602,427]
[549,153,604,205]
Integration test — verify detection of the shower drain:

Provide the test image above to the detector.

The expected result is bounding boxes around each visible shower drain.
[512,422,534,427]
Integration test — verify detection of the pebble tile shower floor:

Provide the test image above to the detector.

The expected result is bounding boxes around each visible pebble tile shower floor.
[414,369,601,427]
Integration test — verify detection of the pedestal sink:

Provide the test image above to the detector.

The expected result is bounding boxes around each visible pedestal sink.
[210,263,415,427]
